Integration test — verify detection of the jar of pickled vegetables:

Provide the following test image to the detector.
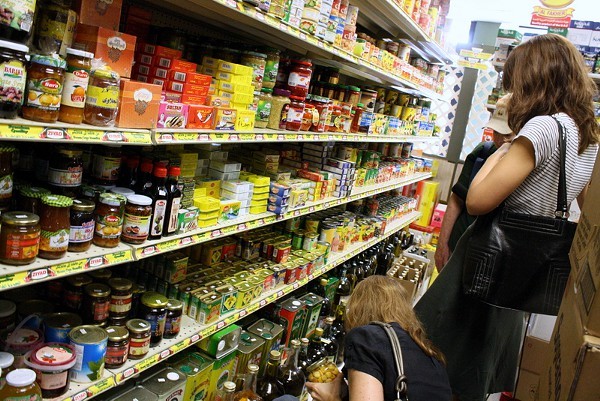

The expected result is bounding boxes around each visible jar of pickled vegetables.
[241,51,267,91]
[0,40,28,119]
[84,69,120,127]
[22,54,66,123]
[38,195,72,260]
[263,48,280,89]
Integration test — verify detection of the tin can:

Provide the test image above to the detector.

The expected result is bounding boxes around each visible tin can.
[304,218,320,234]
[42,312,83,343]
[298,293,324,338]
[247,319,284,375]
[291,230,304,250]
[113,386,158,401]
[234,330,265,376]
[271,265,286,288]
[277,299,307,348]
[302,232,318,252]
[143,367,187,401]
[285,216,303,232]
[316,241,330,264]
[273,243,291,263]
[68,325,108,382]
[283,262,297,284]
[169,353,214,401]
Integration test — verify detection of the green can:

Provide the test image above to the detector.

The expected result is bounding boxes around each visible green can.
[291,230,304,250]
[235,330,265,376]
[247,318,284,376]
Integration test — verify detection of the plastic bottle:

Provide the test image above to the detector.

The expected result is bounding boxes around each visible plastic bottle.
[163,166,182,237]
[146,166,168,240]
[0,369,42,400]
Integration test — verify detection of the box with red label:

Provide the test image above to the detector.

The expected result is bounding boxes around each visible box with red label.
[430,203,446,229]
[188,105,215,129]
[171,59,198,73]
[181,94,208,105]
[74,0,123,31]
[151,77,166,89]
[149,66,169,80]
[163,91,182,103]
[213,108,237,130]
[137,42,182,59]
[134,74,149,83]
[167,81,210,95]
[116,79,162,128]
[157,101,188,129]
[75,24,136,78]
[176,72,212,86]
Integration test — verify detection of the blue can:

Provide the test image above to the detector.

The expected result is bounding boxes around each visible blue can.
[68,325,108,383]
[43,312,82,343]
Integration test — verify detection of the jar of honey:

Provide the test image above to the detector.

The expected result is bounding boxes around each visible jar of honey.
[58,48,94,124]
[84,69,120,127]
[38,195,72,260]
[0,212,40,265]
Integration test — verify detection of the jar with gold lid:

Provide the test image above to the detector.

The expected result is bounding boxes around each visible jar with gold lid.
[105,325,129,369]
[68,199,95,252]
[0,212,40,265]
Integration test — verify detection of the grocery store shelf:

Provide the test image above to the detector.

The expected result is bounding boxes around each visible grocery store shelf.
[150,0,443,99]
[153,128,440,144]
[132,172,432,260]
[0,118,153,145]
[58,210,421,401]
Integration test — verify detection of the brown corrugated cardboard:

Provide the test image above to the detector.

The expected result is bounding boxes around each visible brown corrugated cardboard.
[514,369,540,401]
[520,336,550,374]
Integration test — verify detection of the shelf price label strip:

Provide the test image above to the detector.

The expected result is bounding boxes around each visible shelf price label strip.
[0,124,152,144]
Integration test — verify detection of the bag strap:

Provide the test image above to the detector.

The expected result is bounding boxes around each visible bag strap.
[370,322,408,401]
[551,116,569,218]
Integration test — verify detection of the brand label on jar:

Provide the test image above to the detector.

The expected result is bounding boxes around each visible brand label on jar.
[95,215,123,239]
[129,336,151,356]
[110,294,132,313]
[144,310,167,338]
[106,343,128,366]
[62,68,90,108]
[256,99,272,122]
[4,395,42,401]
[0,174,13,199]
[0,61,26,105]
[287,106,303,124]
[85,84,119,110]
[288,71,310,89]
[48,166,83,187]
[40,229,69,252]
[26,77,63,112]
[5,232,40,261]
[92,299,110,321]
[70,219,94,243]
[39,368,69,390]
[92,155,120,182]
[150,200,167,236]
[166,197,181,234]
[123,212,151,241]
[264,59,279,84]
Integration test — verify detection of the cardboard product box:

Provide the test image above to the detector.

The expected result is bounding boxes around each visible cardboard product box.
[74,0,123,31]
[181,94,209,106]
[115,80,162,128]
[187,105,215,130]
[514,369,540,401]
[157,101,188,129]
[514,334,550,400]
[74,24,136,78]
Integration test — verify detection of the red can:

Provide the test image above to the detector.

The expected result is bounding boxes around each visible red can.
[273,242,291,263]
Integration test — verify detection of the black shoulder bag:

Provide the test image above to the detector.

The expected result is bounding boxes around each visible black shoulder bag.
[462,117,577,316]
[370,322,408,401]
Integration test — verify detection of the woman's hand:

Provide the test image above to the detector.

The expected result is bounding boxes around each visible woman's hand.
[305,373,344,401]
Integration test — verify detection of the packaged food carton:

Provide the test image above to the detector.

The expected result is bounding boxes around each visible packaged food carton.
[74,0,123,31]
[115,79,162,128]
[157,101,188,129]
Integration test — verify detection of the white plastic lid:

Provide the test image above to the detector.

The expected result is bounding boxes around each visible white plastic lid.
[66,47,94,59]
[0,352,14,369]
[166,372,180,381]
[110,187,135,196]
[126,194,152,206]
[0,39,29,54]
[6,369,36,387]
[0,300,16,318]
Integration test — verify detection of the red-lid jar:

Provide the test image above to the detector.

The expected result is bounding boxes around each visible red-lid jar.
[285,96,305,131]
[24,343,76,398]
[287,60,312,99]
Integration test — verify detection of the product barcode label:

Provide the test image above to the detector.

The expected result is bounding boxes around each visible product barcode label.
[139,65,150,75]
[156,68,168,79]
[172,82,184,92]
[174,71,187,82]
[158,58,171,68]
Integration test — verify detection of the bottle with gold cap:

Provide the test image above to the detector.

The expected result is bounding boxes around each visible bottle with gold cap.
[257,351,284,401]
[278,340,306,397]
[234,364,262,401]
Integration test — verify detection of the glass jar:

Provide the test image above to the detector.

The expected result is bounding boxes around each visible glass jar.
[105,326,129,369]
[301,103,317,131]
[110,187,134,198]
[351,103,364,133]
[267,88,290,130]
[287,60,312,99]
[0,0,35,44]
[22,54,66,123]
[255,88,272,129]
[48,147,83,189]
[24,343,76,398]
[0,212,40,265]
[108,278,133,318]
[58,48,93,124]
[285,96,305,131]
[0,40,28,118]
[68,199,95,252]
[346,86,361,106]
[327,105,342,132]
[93,193,126,248]
[121,194,152,245]
[38,195,72,260]
[0,301,16,332]
[34,0,70,55]
[164,299,183,339]
[241,51,267,91]
[88,269,112,284]
[335,85,347,102]
[126,319,151,360]
[80,184,105,204]
[310,96,330,132]
[17,187,49,215]
[138,292,168,346]
[360,89,377,113]
[83,283,111,325]
[263,48,280,89]
[0,146,14,210]
[84,69,120,127]
[64,274,92,312]
[92,145,121,186]
[0,369,42,400]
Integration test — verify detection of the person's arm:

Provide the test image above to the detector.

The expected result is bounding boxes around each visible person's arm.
[347,370,384,401]
[434,193,464,271]
[466,137,536,215]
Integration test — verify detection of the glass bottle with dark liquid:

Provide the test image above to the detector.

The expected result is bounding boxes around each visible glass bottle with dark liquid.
[257,351,284,401]
[278,339,306,397]
[234,364,263,401]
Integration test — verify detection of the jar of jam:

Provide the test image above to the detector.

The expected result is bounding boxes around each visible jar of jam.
[58,48,93,124]
[255,88,272,129]
[64,274,92,312]
[84,68,120,126]
[351,103,364,133]
[328,105,343,133]
[105,326,129,369]
[126,319,151,360]
[83,283,111,325]
[0,40,28,118]
[68,199,95,252]
[241,51,267,91]
[0,212,40,265]
[301,103,317,131]
[22,54,67,123]
[48,147,83,189]
[164,299,183,339]
[285,96,305,131]
[38,195,72,260]
[310,96,330,132]
[287,60,312,99]
[92,145,121,186]
[18,187,50,215]
[88,269,112,283]
[0,146,14,210]
[121,194,152,244]
[93,193,126,248]
[263,48,280,89]
[0,0,35,44]
[138,292,168,346]
[108,278,133,318]
[346,86,361,106]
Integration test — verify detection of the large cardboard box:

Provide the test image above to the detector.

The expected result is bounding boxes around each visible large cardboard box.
[514,336,550,401]
[74,0,123,31]
[515,369,540,401]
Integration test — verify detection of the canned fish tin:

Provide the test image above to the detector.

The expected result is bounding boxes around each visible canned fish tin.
[42,312,83,343]
[273,243,291,263]
[302,232,318,252]
[270,265,286,288]
[283,262,297,284]
[68,325,108,382]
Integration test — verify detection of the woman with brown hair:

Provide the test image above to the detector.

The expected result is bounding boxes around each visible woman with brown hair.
[306,275,451,401]
[415,33,599,401]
